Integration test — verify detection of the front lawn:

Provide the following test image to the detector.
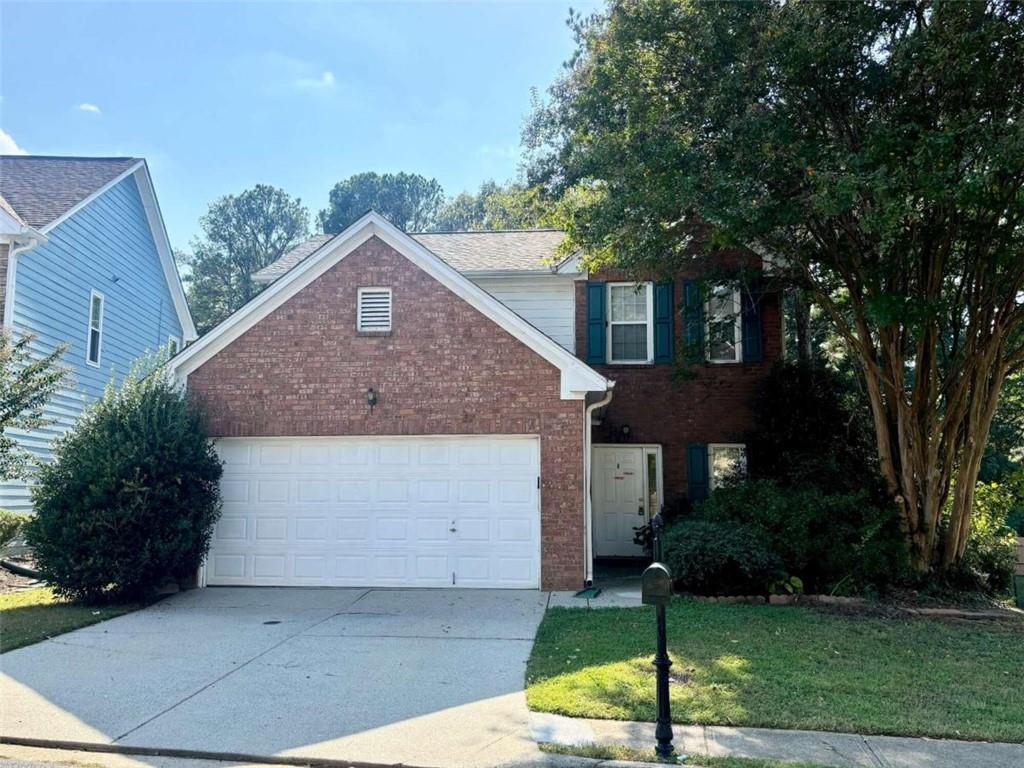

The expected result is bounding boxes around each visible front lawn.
[0,587,139,653]
[526,601,1024,743]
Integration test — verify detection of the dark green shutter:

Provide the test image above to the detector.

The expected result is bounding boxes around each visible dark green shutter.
[687,442,709,502]
[741,283,763,363]
[653,281,674,363]
[585,281,607,364]
[682,279,704,364]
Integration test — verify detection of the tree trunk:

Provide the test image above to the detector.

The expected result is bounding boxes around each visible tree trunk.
[792,290,814,364]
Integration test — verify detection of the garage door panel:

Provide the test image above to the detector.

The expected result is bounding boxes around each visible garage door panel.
[207,436,540,588]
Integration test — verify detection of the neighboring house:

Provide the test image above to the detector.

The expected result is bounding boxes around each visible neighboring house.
[0,156,196,511]
[169,211,779,590]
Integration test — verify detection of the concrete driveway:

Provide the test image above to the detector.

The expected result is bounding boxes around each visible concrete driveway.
[0,588,551,768]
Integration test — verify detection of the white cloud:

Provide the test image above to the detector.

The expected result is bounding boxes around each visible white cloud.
[295,70,336,91]
[78,103,102,115]
[0,129,26,155]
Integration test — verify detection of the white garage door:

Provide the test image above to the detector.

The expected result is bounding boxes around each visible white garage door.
[206,436,541,588]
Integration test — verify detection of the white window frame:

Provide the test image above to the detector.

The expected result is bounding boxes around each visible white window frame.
[86,289,105,367]
[708,443,747,491]
[168,335,180,356]
[706,284,743,364]
[606,282,654,364]
[357,286,393,332]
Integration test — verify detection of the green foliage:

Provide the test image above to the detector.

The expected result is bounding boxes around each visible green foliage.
[749,362,882,496]
[661,518,783,595]
[0,509,30,547]
[434,180,558,232]
[701,480,907,594]
[0,330,67,481]
[960,480,1020,593]
[982,372,1024,483]
[181,184,309,333]
[319,171,444,233]
[26,364,223,602]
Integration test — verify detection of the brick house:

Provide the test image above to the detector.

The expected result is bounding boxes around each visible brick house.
[169,212,779,590]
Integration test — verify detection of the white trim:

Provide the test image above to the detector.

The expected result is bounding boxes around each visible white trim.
[356,286,392,332]
[86,289,105,367]
[590,443,663,558]
[606,282,654,365]
[706,285,743,364]
[169,212,610,400]
[707,442,747,491]
[583,387,615,585]
[2,233,47,329]
[39,161,197,342]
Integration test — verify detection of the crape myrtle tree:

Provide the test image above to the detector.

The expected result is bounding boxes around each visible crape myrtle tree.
[527,0,1024,575]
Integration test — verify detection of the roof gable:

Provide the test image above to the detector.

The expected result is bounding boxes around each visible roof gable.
[0,156,140,230]
[253,228,579,283]
[171,212,609,400]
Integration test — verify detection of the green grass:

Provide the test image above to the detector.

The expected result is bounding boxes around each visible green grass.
[527,601,1024,743]
[540,742,834,767]
[0,587,139,653]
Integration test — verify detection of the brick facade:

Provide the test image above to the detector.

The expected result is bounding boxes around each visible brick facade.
[577,258,783,512]
[187,236,587,590]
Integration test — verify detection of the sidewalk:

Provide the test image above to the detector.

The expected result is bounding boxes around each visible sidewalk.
[528,713,1024,768]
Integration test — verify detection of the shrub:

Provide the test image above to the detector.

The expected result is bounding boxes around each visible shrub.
[960,481,1019,594]
[0,509,30,548]
[661,518,784,595]
[26,365,223,602]
[700,480,907,593]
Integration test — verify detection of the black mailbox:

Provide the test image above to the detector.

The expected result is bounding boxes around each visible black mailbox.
[641,562,673,606]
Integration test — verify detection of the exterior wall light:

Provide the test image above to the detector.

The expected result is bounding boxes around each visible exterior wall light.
[367,387,378,413]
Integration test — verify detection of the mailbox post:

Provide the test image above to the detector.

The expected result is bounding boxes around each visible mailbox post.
[641,561,674,759]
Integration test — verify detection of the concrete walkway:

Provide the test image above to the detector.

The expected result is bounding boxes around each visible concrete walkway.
[529,713,1024,768]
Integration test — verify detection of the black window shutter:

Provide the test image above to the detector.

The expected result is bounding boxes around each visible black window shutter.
[741,283,763,363]
[687,442,709,502]
[682,279,704,364]
[585,281,607,364]
[653,281,674,364]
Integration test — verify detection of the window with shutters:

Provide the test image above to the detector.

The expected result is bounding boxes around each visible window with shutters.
[707,284,743,363]
[708,443,747,490]
[607,282,653,363]
[357,287,392,332]
[86,290,104,367]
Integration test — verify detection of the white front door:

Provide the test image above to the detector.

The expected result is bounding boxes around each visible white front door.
[592,445,662,557]
[207,435,541,589]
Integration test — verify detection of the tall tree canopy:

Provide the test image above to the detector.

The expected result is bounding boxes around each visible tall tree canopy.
[182,184,309,333]
[529,0,1024,575]
[319,172,444,233]
[434,181,556,231]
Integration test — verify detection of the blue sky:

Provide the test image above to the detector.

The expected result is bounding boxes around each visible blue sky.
[0,1,594,248]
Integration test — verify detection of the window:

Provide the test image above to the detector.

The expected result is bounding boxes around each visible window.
[168,336,180,356]
[708,444,747,490]
[86,290,104,366]
[707,284,742,363]
[357,287,392,332]
[607,282,653,363]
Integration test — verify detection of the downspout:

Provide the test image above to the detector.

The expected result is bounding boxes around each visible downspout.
[583,383,615,586]
[3,231,46,329]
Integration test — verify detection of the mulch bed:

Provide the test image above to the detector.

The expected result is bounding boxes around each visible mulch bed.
[0,555,45,594]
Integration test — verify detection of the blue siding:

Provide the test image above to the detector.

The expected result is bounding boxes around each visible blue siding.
[1,174,184,511]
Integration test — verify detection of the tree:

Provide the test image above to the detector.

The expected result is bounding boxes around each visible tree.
[182,185,309,333]
[0,331,66,481]
[528,1,1024,575]
[319,172,444,233]
[434,181,556,231]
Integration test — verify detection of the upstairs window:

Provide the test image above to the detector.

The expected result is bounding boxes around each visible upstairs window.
[707,285,742,363]
[607,282,653,363]
[86,290,104,366]
[357,287,392,332]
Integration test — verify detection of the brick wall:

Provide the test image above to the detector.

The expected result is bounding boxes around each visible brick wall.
[577,258,783,510]
[187,236,587,589]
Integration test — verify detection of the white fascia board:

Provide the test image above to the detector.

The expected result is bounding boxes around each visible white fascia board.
[0,207,25,237]
[170,212,610,399]
[131,164,198,341]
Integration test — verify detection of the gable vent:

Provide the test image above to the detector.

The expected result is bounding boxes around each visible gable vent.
[357,287,392,331]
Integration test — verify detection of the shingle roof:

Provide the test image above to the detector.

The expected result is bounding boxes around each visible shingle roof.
[0,155,141,230]
[253,228,571,282]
